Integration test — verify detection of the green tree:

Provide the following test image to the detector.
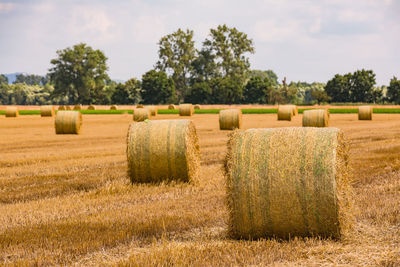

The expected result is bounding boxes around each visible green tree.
[311,89,331,104]
[49,43,110,104]
[156,29,196,101]
[211,76,243,104]
[14,74,47,85]
[325,74,351,102]
[243,76,272,103]
[0,74,8,84]
[0,83,10,104]
[141,70,176,104]
[186,82,212,104]
[190,49,218,84]
[387,76,400,104]
[249,70,278,85]
[350,69,376,102]
[111,78,142,104]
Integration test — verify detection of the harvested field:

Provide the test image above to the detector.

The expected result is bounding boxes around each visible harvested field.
[0,113,399,265]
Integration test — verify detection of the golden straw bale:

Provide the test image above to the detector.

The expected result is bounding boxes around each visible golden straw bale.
[194,104,201,109]
[55,111,82,134]
[358,106,373,120]
[5,107,18,117]
[58,105,65,110]
[148,106,157,116]
[87,105,96,110]
[136,104,144,108]
[133,108,151,122]
[40,105,55,117]
[73,104,82,110]
[225,127,352,239]
[219,109,242,130]
[110,105,118,110]
[168,104,176,109]
[302,109,329,127]
[277,105,293,121]
[126,119,200,183]
[179,104,194,116]
[289,104,298,116]
[65,106,71,110]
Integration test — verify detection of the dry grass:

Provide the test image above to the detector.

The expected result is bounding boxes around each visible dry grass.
[0,113,399,266]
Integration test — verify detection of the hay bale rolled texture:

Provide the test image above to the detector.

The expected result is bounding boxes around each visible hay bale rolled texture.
[219,109,242,130]
[58,105,65,110]
[358,106,372,120]
[179,104,194,116]
[289,105,298,116]
[148,106,157,116]
[126,119,200,183]
[73,104,82,110]
[110,105,118,110]
[277,105,293,121]
[5,107,18,117]
[87,105,96,110]
[136,104,144,108]
[55,111,82,134]
[168,104,176,109]
[40,105,55,117]
[225,127,351,239]
[65,106,71,110]
[194,104,201,109]
[133,108,151,122]
[303,109,329,127]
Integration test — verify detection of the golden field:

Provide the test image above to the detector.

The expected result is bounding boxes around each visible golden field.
[0,113,399,266]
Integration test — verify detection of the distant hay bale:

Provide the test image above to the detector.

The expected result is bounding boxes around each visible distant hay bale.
[40,105,55,117]
[179,104,194,116]
[73,104,82,110]
[277,105,293,121]
[148,106,157,116]
[358,106,372,120]
[65,106,71,110]
[303,109,329,127]
[225,127,352,239]
[219,109,242,130]
[55,111,82,134]
[87,105,96,110]
[194,104,201,109]
[58,105,65,110]
[136,104,144,108]
[126,119,200,183]
[168,104,176,109]
[133,108,151,122]
[5,107,18,117]
[110,105,118,110]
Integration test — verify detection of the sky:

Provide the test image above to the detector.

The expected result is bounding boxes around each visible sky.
[0,0,399,85]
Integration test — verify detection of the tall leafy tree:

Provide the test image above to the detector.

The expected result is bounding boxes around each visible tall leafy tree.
[48,43,110,104]
[387,76,400,104]
[211,76,243,104]
[249,70,278,85]
[0,74,8,84]
[111,78,142,104]
[156,29,195,101]
[14,74,47,85]
[185,82,212,104]
[350,69,376,102]
[325,74,351,102]
[141,70,176,104]
[243,76,272,103]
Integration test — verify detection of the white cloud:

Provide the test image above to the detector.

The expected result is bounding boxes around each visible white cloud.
[0,2,15,13]
[132,15,167,44]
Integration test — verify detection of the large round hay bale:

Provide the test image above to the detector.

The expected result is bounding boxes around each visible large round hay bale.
[110,105,118,110]
[126,119,200,183]
[303,109,329,127]
[55,111,82,134]
[87,105,96,110]
[179,104,194,116]
[148,106,157,116]
[168,104,176,109]
[289,105,298,116]
[73,104,82,110]
[133,108,151,122]
[40,105,55,117]
[5,107,18,117]
[219,109,242,130]
[358,106,372,120]
[136,104,144,108]
[225,127,352,239]
[277,105,293,121]
[194,104,201,109]
[58,105,65,110]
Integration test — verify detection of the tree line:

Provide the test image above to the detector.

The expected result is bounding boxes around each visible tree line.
[1,24,400,105]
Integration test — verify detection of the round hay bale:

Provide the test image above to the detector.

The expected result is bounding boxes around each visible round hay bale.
[73,104,82,110]
[225,127,352,239]
[179,104,194,116]
[133,108,151,122]
[219,109,242,130]
[136,104,144,108]
[110,105,118,110]
[148,106,157,116]
[303,109,329,127]
[87,105,96,110]
[194,104,201,109]
[126,119,200,183]
[168,104,176,109]
[5,107,18,117]
[55,111,82,134]
[58,105,65,110]
[277,105,293,121]
[289,105,298,116]
[65,106,71,110]
[358,106,372,120]
[40,105,55,117]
